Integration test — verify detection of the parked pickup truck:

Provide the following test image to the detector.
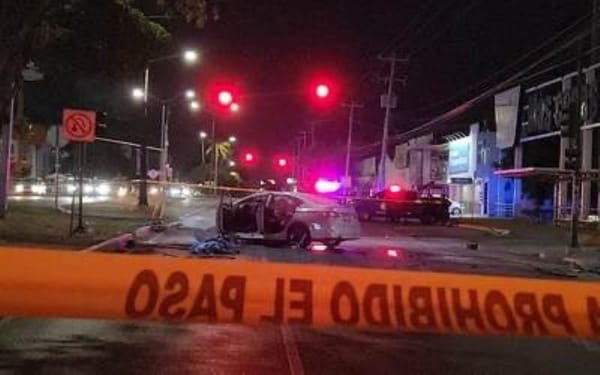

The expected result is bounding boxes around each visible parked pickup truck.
[351,186,450,225]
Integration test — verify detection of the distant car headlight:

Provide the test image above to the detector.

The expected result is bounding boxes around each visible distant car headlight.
[31,184,47,195]
[84,184,94,194]
[67,184,77,194]
[96,183,111,196]
[117,186,128,197]
[181,187,192,197]
[149,186,159,195]
[14,184,24,193]
[169,187,181,197]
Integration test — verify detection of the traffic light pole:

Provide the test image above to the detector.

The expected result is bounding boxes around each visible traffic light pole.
[212,116,218,193]
[569,40,585,250]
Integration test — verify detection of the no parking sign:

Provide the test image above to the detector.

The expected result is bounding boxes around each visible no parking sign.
[62,109,96,142]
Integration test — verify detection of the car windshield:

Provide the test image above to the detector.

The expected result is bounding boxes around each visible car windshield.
[1,1,600,373]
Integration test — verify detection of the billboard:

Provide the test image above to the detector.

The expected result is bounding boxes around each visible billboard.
[448,137,470,175]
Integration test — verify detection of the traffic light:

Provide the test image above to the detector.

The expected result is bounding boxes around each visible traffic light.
[274,156,291,172]
[564,146,579,171]
[207,81,241,114]
[277,157,288,168]
[308,77,338,109]
[242,152,257,166]
[315,84,330,99]
[218,90,233,106]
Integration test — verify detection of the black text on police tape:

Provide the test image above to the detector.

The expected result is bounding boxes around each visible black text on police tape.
[124,270,600,336]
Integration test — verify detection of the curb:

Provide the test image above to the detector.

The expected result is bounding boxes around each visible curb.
[82,232,136,252]
[457,223,511,237]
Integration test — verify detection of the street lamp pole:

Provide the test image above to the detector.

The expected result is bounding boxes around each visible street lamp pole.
[212,116,218,193]
[160,102,170,185]
[143,66,150,115]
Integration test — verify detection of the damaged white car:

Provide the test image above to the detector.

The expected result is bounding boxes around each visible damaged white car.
[216,191,361,249]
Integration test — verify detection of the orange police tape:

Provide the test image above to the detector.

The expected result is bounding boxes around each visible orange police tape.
[1,249,600,339]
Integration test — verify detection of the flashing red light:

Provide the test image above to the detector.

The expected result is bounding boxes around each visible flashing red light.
[244,153,254,162]
[218,90,234,106]
[315,84,330,98]
[387,249,399,257]
[315,178,341,193]
[389,184,401,193]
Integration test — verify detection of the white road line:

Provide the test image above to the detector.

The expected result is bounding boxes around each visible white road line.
[280,325,305,375]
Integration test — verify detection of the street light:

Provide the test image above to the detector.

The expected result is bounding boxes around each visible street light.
[185,89,196,99]
[228,135,237,143]
[199,131,207,164]
[183,49,199,63]
[189,100,200,111]
[228,160,236,167]
[132,87,144,100]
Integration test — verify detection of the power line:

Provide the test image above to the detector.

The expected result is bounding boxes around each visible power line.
[353,25,593,153]
[407,0,479,58]
[398,26,591,141]
[409,12,592,115]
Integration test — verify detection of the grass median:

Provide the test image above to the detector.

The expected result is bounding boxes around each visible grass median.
[0,196,213,248]
[0,200,153,248]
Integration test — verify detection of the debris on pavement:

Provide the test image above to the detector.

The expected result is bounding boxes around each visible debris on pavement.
[190,235,240,255]
[466,242,479,250]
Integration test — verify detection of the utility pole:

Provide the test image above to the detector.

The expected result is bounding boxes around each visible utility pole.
[0,93,15,218]
[376,52,408,191]
[593,0,600,63]
[342,100,363,194]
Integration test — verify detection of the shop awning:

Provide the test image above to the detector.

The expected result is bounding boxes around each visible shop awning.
[495,168,600,179]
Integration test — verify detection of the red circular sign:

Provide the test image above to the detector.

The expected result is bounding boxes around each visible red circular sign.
[62,109,96,142]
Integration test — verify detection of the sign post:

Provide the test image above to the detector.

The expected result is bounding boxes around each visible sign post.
[62,109,96,234]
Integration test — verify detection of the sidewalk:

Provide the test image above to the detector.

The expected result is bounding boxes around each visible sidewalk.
[459,217,600,274]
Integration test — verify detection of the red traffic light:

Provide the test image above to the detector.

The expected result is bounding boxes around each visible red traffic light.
[207,81,241,114]
[277,158,288,167]
[315,84,330,98]
[308,76,338,109]
[218,90,234,106]
[241,151,257,166]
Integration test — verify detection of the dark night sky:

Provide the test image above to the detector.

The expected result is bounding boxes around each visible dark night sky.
[163,0,591,173]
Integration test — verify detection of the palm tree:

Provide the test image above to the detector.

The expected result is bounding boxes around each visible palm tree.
[206,141,232,163]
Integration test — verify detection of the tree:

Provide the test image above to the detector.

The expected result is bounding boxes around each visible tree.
[206,141,233,162]
[0,0,208,118]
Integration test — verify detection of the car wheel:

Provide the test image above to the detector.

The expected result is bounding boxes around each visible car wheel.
[287,223,311,249]
[451,207,462,216]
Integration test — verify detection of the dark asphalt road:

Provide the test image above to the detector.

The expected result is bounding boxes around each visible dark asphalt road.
[1,317,600,374]
[2,211,600,374]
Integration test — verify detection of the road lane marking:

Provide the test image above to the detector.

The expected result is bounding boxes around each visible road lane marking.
[281,325,304,375]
